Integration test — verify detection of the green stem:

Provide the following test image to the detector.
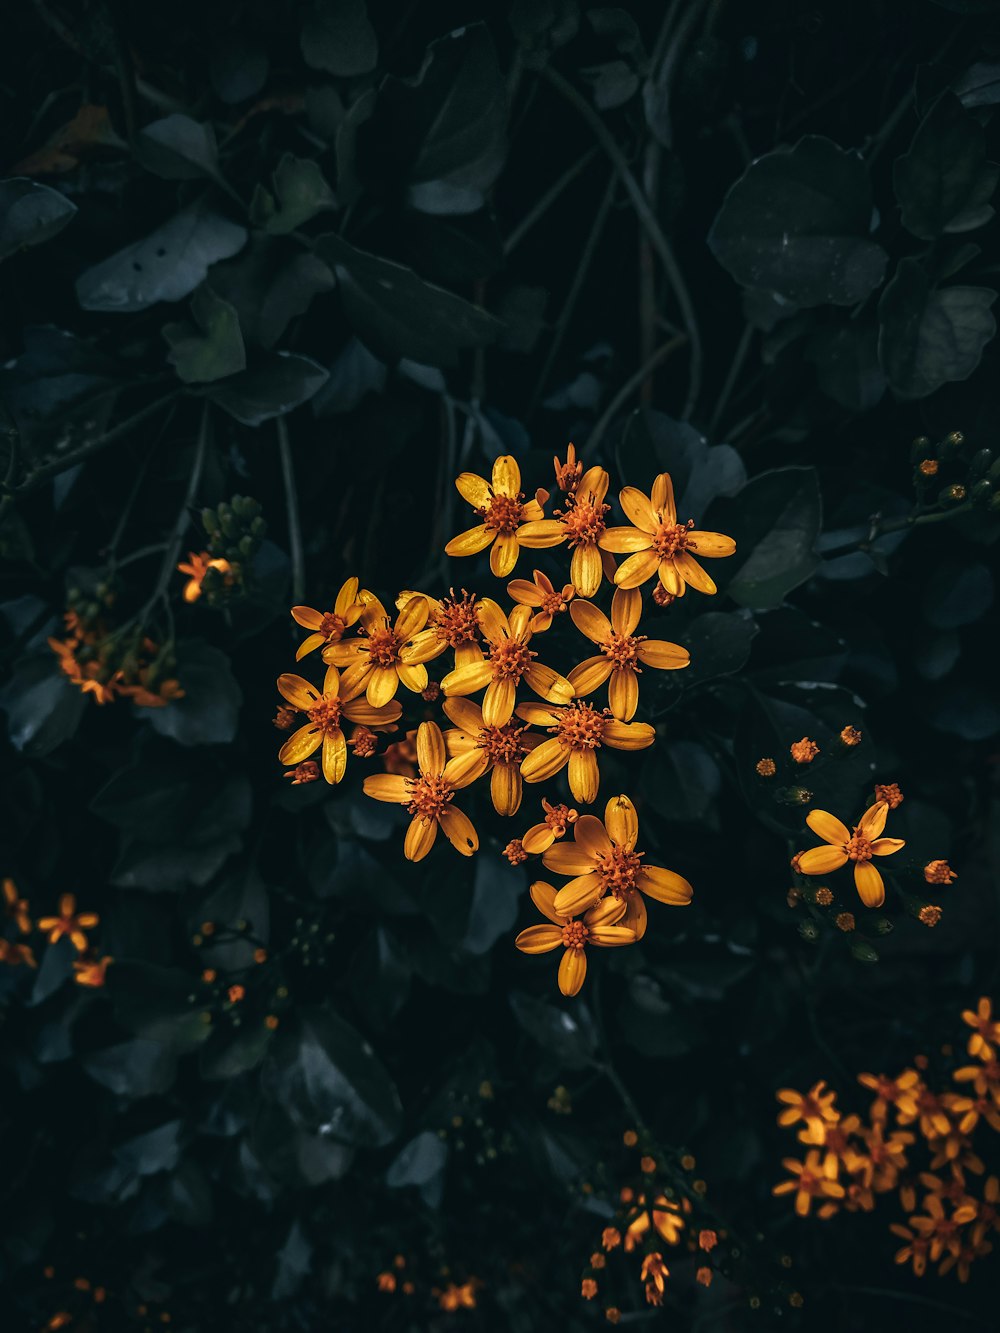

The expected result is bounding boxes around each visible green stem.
[584,335,688,454]
[140,401,210,624]
[277,417,305,605]
[504,146,600,254]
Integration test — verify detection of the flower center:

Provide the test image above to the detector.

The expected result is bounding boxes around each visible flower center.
[482,493,525,535]
[561,921,589,950]
[601,631,644,670]
[307,696,343,735]
[477,722,527,765]
[319,612,346,641]
[540,589,567,615]
[553,702,607,750]
[489,636,535,680]
[366,624,401,667]
[652,520,693,559]
[544,802,575,833]
[558,497,609,548]
[845,831,873,862]
[595,845,644,898]
[434,589,481,647]
[406,773,454,820]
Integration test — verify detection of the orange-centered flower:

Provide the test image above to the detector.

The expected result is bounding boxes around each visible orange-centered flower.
[276,665,402,784]
[506,569,575,633]
[517,466,612,597]
[567,586,689,721]
[598,472,736,596]
[516,702,655,805]
[323,594,429,706]
[798,800,905,908]
[772,1150,845,1217]
[444,455,547,578]
[521,798,579,855]
[362,721,479,861]
[397,588,485,671]
[290,576,367,660]
[540,794,692,937]
[441,696,542,816]
[514,880,635,997]
[37,893,99,953]
[3,877,31,934]
[440,599,573,728]
[178,551,234,602]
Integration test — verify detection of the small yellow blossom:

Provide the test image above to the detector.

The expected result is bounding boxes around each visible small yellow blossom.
[290,576,367,659]
[363,721,479,861]
[514,880,635,996]
[177,550,233,602]
[37,894,99,953]
[323,594,430,705]
[2,878,31,934]
[521,798,578,855]
[276,665,401,784]
[397,588,484,670]
[554,441,583,493]
[441,696,541,816]
[517,703,654,805]
[799,801,905,908]
[567,587,689,721]
[772,1150,845,1217]
[962,998,1000,1060]
[516,466,613,596]
[73,955,112,987]
[445,455,547,577]
[507,568,575,632]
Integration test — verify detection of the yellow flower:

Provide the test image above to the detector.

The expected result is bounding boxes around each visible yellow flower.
[74,955,113,987]
[396,588,484,671]
[0,939,36,967]
[37,893,99,953]
[440,599,573,727]
[598,472,736,596]
[441,696,542,816]
[177,551,233,602]
[444,455,547,577]
[540,794,692,937]
[776,1081,840,1133]
[276,665,402,784]
[624,1195,684,1249]
[567,586,689,721]
[507,568,575,633]
[798,801,905,908]
[517,466,612,597]
[521,798,578,854]
[3,877,31,934]
[516,703,655,805]
[363,721,479,861]
[962,998,1000,1060]
[290,577,367,659]
[514,880,635,996]
[323,594,430,706]
[772,1150,845,1217]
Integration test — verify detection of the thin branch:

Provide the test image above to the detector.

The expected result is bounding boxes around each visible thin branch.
[540,64,702,418]
[277,417,305,606]
[503,145,599,254]
[141,401,211,624]
[708,322,753,437]
[584,335,687,454]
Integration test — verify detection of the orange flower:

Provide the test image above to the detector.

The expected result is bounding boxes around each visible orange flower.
[323,594,429,705]
[925,859,957,885]
[553,441,583,493]
[540,794,692,938]
[74,955,112,987]
[507,569,575,633]
[440,599,573,727]
[890,1222,930,1276]
[363,721,479,861]
[3,878,31,934]
[0,939,37,967]
[790,737,819,764]
[521,798,578,855]
[598,472,736,596]
[177,551,233,603]
[37,894,99,953]
[397,588,485,670]
[962,998,1000,1060]
[567,587,689,721]
[874,781,903,808]
[909,1194,964,1262]
[517,466,612,596]
[290,577,367,659]
[776,1082,839,1134]
[624,1194,684,1248]
[514,881,635,996]
[516,703,654,805]
[798,801,905,908]
[441,696,542,816]
[772,1150,845,1217]
[640,1253,669,1296]
[445,455,547,577]
[276,665,402,784]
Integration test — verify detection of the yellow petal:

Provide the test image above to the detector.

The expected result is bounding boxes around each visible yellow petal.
[607,668,638,722]
[573,814,612,857]
[395,595,429,641]
[482,676,516,726]
[579,466,609,503]
[404,816,438,862]
[524,662,575,704]
[619,486,658,533]
[491,762,522,816]
[455,641,485,669]
[396,662,428,693]
[602,719,655,751]
[417,720,446,776]
[517,519,566,549]
[542,841,598,875]
[604,794,638,850]
[622,892,648,940]
[515,924,564,954]
[871,837,905,857]
[322,664,341,697]
[568,656,614,697]
[530,880,565,925]
[570,543,603,597]
[614,547,660,587]
[363,773,411,803]
[366,665,399,708]
[558,947,588,996]
[507,578,544,607]
[859,801,889,839]
[509,603,534,641]
[340,658,372,700]
[439,804,479,856]
[854,861,885,908]
[490,532,520,578]
[291,606,323,630]
[334,576,361,618]
[445,524,494,557]
[658,559,683,596]
[687,530,736,558]
[599,526,655,554]
[278,724,321,766]
[521,823,555,855]
[295,632,326,660]
[586,894,628,927]
[456,472,492,509]
[443,748,490,789]
[588,925,637,948]
[322,729,347,784]
[521,737,569,783]
[568,748,600,804]
[342,698,403,726]
[277,674,318,710]
[322,640,365,668]
[442,696,485,733]
[611,586,641,636]
[637,865,693,905]
[398,628,442,665]
[806,809,851,847]
[441,660,494,696]
[492,454,520,497]
[798,845,849,875]
[515,701,561,726]
[636,639,689,670]
[651,472,676,523]
[553,873,603,916]
[476,597,510,643]
[569,599,612,644]
[675,552,717,595]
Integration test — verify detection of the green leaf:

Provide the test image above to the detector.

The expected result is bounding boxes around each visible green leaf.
[878,257,997,397]
[199,1021,274,1080]
[708,136,888,306]
[316,233,503,366]
[137,114,221,182]
[250,154,336,235]
[205,350,328,425]
[145,641,244,742]
[209,238,335,348]
[893,92,999,239]
[462,856,522,955]
[82,1039,178,1098]
[0,653,85,758]
[616,409,745,521]
[680,610,758,683]
[645,740,721,824]
[509,991,597,1069]
[108,961,213,1051]
[163,287,246,384]
[262,1005,402,1147]
[804,322,886,412]
[300,0,377,77]
[0,178,77,260]
[712,467,822,610]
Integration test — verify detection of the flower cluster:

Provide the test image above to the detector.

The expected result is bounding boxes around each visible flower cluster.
[48,606,183,708]
[774,998,1000,1282]
[272,449,736,995]
[1,879,108,986]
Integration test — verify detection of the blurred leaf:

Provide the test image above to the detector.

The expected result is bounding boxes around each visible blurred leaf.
[619,976,700,1058]
[0,178,77,260]
[76,202,247,313]
[300,0,377,77]
[893,92,999,239]
[311,337,386,415]
[30,937,73,1005]
[929,683,1000,739]
[250,154,336,234]
[509,991,597,1069]
[199,1021,274,1081]
[923,560,994,627]
[209,239,335,348]
[953,60,1000,107]
[708,137,888,306]
[680,610,758,683]
[137,114,221,182]
[205,350,328,424]
[272,1220,313,1299]
[386,1129,448,1205]
[163,287,246,384]
[108,961,212,1051]
[0,653,85,757]
[645,739,721,824]
[146,641,243,744]
[251,1102,355,1187]
[82,1038,178,1098]
[114,1120,183,1175]
[462,856,522,955]
[616,409,745,520]
[0,326,120,436]
[805,322,886,412]
[713,467,822,610]
[210,32,269,104]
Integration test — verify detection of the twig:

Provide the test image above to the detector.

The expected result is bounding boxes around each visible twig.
[277,417,305,605]
[540,65,703,418]
[0,392,21,523]
[834,1286,977,1321]
[503,146,600,254]
[708,322,753,437]
[819,501,975,560]
[140,401,210,624]
[584,335,687,454]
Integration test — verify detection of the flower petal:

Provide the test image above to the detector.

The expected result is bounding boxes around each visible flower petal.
[493,454,520,497]
[553,873,603,916]
[417,720,446,776]
[441,660,494,696]
[579,466,610,503]
[568,748,600,804]
[602,719,655,751]
[675,552,717,594]
[515,701,561,726]
[622,891,648,940]
[291,606,324,630]
[521,737,569,783]
[490,532,520,578]
[604,794,639,850]
[854,860,885,908]
[517,520,565,549]
[570,543,603,597]
[363,774,411,803]
[334,576,361,618]
[278,724,321,766]
[399,629,442,665]
[342,698,402,726]
[322,729,347,784]
[637,865,693,905]
[507,578,544,607]
[600,526,655,554]
[515,924,564,954]
[586,894,628,927]
[404,816,438,862]
[295,633,326,660]
[445,524,494,557]
[442,696,485,733]
[871,837,905,857]
[651,472,676,523]
[438,804,479,856]
[570,599,612,644]
[798,845,849,875]
[568,656,614,697]
[530,880,565,924]
[543,841,598,876]
[611,586,642,636]
[687,530,736,558]
[806,809,851,847]
[574,814,612,857]
[366,665,399,708]
[588,925,637,948]
[456,472,492,509]
[614,547,661,588]
[859,801,889,839]
[607,668,639,722]
[482,676,517,727]
[395,595,429,640]
[618,486,659,532]
[521,823,555,855]
[658,559,683,596]
[636,639,689,670]
[443,748,490,789]
[396,662,428,693]
[491,762,522,816]
[524,662,575,704]
[277,674,319,710]
[558,947,588,997]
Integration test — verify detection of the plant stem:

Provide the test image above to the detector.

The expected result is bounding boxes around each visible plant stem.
[504,146,600,254]
[277,417,305,605]
[709,322,753,437]
[585,335,687,454]
[141,401,210,624]
[819,501,974,559]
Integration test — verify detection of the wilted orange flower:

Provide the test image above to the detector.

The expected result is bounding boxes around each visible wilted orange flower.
[116,668,185,709]
[285,760,320,784]
[908,1194,965,1262]
[276,665,402,784]
[567,587,689,721]
[772,1150,845,1217]
[440,600,573,727]
[290,576,367,659]
[504,838,528,865]
[696,1266,713,1286]
[517,466,613,596]
[798,801,905,908]
[601,1227,621,1250]
[376,1272,396,1293]
[554,442,583,493]
[919,904,942,927]
[835,911,855,931]
[323,594,429,705]
[515,880,635,996]
[37,894,99,953]
[517,703,655,805]
[445,455,547,577]
[397,588,484,670]
[3,878,31,934]
[640,1252,669,1296]
[348,724,378,758]
[790,737,819,764]
[918,458,939,476]
[598,472,736,596]
[177,551,233,602]
[441,696,542,816]
[541,794,692,939]
[840,725,862,746]
[925,859,957,885]
[699,1229,718,1251]
[580,1278,598,1300]
[363,721,479,861]
[875,781,903,808]
[521,798,578,855]
[0,939,37,967]
[74,955,112,987]
[507,569,575,632]
[939,1235,994,1282]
